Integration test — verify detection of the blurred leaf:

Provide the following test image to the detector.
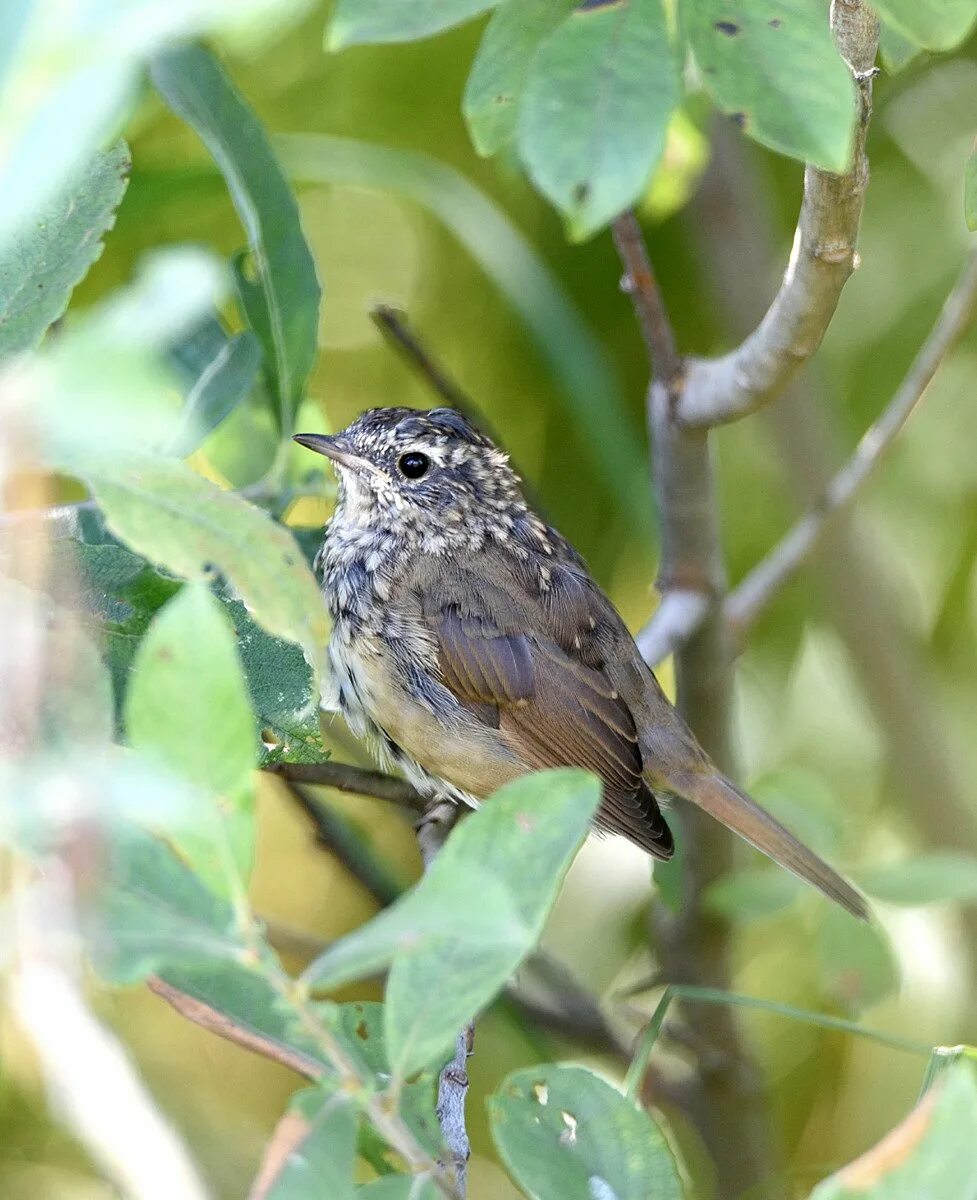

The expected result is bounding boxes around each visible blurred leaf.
[167,316,262,456]
[259,1088,357,1200]
[871,0,977,51]
[327,0,497,48]
[0,140,129,359]
[94,824,248,985]
[357,1180,439,1199]
[682,0,857,172]
[878,21,922,73]
[489,1064,682,1200]
[817,907,899,1011]
[640,108,710,222]
[516,0,680,240]
[125,585,256,892]
[278,135,649,531]
[463,0,576,157]
[302,769,601,1075]
[809,1062,977,1199]
[966,147,977,233]
[151,46,321,434]
[703,867,802,922]
[857,854,977,906]
[49,455,327,677]
[0,0,316,253]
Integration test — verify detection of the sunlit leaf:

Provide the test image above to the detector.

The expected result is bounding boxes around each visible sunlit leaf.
[871,0,977,52]
[463,0,576,157]
[327,0,497,48]
[858,854,977,907]
[0,141,129,359]
[151,46,321,434]
[809,1062,977,1199]
[682,0,857,172]
[302,769,601,1075]
[489,1064,683,1200]
[125,585,256,892]
[517,0,680,240]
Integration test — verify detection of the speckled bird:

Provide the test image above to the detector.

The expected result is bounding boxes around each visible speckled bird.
[295,407,867,919]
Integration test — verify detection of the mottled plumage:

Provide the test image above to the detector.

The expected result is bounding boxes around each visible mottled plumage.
[295,407,867,918]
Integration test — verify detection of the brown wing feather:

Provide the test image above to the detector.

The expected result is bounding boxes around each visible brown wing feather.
[432,606,673,859]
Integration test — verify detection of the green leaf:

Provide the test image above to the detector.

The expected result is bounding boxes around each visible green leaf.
[463,0,576,157]
[263,1089,357,1200]
[489,1064,683,1200]
[817,907,899,1011]
[52,454,328,678]
[357,1180,439,1199]
[809,1062,977,1200]
[302,769,601,1075]
[93,825,248,985]
[151,46,320,434]
[871,0,977,52]
[966,148,977,233]
[682,0,857,172]
[167,316,262,456]
[858,854,977,906]
[125,586,256,892]
[703,867,802,922]
[878,21,922,73]
[0,141,129,359]
[328,0,497,48]
[516,0,680,240]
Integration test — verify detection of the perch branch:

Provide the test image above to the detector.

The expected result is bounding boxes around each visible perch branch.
[371,305,473,414]
[635,589,711,668]
[265,760,428,814]
[727,248,977,635]
[675,0,879,428]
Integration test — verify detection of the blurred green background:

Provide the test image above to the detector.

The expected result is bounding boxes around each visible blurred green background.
[6,5,977,1196]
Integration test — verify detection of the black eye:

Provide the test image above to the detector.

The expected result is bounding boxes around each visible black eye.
[398,451,430,480]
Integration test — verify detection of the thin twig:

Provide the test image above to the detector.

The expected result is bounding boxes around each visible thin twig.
[265,760,428,814]
[371,305,473,413]
[726,249,977,636]
[676,1,879,428]
[611,211,683,384]
[635,589,711,667]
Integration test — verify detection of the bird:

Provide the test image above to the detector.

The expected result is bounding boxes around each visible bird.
[294,406,868,920]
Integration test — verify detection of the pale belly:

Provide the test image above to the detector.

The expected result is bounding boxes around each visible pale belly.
[328,626,526,805]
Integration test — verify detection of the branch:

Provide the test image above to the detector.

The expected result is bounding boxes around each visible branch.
[265,760,428,814]
[635,589,711,668]
[611,211,682,384]
[676,1,880,428]
[726,248,977,635]
[371,305,474,414]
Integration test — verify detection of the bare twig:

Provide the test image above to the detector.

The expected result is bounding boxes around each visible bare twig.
[265,760,428,814]
[635,589,711,667]
[371,305,473,414]
[727,249,977,635]
[611,211,682,384]
[676,1,879,428]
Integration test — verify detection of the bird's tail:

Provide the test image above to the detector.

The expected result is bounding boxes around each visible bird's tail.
[667,768,870,921]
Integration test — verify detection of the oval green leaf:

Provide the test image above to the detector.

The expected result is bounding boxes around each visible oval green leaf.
[872,0,977,52]
[328,0,497,48]
[489,1063,683,1200]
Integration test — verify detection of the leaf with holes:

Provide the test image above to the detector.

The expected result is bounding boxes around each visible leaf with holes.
[327,0,498,48]
[151,46,320,433]
[302,770,601,1075]
[463,0,576,157]
[682,0,857,171]
[517,0,680,240]
[0,141,129,359]
[490,1064,683,1200]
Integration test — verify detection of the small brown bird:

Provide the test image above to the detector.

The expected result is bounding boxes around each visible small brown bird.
[296,407,867,920]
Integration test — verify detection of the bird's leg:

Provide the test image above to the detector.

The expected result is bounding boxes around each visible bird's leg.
[414,796,460,868]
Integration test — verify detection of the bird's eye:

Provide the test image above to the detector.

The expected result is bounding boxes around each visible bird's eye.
[397,451,430,480]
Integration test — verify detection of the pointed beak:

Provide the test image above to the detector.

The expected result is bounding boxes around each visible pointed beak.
[292,433,368,472]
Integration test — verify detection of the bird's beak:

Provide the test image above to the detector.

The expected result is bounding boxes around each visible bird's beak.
[293,433,375,474]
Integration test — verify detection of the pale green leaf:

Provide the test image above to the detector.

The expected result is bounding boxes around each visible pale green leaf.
[703,867,802,922]
[463,0,576,157]
[0,141,129,359]
[809,1062,977,1200]
[872,0,977,52]
[489,1064,683,1200]
[858,854,977,906]
[966,148,977,233]
[151,46,320,433]
[328,0,497,48]
[167,316,261,456]
[302,769,601,1075]
[357,1180,439,1199]
[125,585,256,891]
[517,0,680,240]
[682,0,857,172]
[817,907,899,1011]
[263,1090,357,1200]
[878,21,921,73]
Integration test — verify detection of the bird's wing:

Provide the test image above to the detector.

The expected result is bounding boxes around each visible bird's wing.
[429,603,673,860]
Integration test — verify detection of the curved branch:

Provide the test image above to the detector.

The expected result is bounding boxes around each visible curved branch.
[676,1,880,428]
[265,760,428,813]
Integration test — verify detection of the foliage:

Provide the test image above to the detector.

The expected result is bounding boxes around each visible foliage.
[3,0,977,1197]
